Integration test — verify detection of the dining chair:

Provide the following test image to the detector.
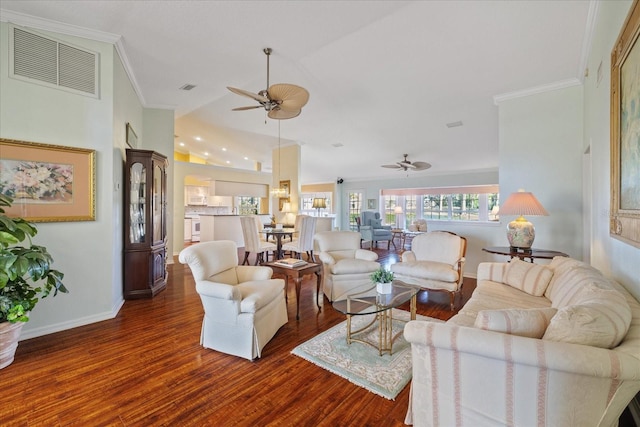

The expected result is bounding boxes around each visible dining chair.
[282,215,317,261]
[240,216,277,265]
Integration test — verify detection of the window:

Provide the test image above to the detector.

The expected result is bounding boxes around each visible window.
[299,193,332,216]
[381,185,499,223]
[348,192,363,231]
[238,196,260,215]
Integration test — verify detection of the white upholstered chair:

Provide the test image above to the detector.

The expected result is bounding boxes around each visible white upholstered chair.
[391,231,467,310]
[282,215,317,261]
[178,240,288,360]
[315,231,381,301]
[240,216,277,265]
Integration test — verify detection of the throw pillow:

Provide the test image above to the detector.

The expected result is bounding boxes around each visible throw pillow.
[474,308,557,338]
[502,259,554,297]
[543,282,632,349]
[370,218,382,228]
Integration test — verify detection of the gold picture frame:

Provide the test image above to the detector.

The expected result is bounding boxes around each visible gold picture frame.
[0,138,96,222]
[278,180,291,211]
[126,123,137,148]
[610,0,640,248]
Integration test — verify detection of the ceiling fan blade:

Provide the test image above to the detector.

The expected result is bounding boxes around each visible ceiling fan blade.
[232,105,262,111]
[398,161,417,169]
[227,86,269,103]
[268,84,310,111]
[268,107,301,120]
[382,164,401,169]
[412,161,432,171]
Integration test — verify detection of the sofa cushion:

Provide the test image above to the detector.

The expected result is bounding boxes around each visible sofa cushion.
[331,259,380,275]
[474,307,558,338]
[549,265,607,308]
[392,260,458,282]
[448,280,552,327]
[502,259,553,297]
[543,282,632,349]
[545,256,589,299]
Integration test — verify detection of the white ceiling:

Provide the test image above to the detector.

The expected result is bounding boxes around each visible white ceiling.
[0,1,593,184]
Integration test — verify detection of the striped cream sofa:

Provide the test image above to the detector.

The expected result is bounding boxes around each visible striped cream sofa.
[404,257,640,427]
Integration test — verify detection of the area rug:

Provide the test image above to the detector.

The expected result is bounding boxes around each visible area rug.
[291,309,443,400]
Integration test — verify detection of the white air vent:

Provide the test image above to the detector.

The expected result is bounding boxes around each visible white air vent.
[9,26,99,98]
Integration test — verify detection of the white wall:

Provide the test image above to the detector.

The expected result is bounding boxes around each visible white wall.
[0,23,120,338]
[497,85,584,260]
[584,0,640,299]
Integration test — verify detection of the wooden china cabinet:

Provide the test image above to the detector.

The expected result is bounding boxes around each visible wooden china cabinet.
[123,149,168,299]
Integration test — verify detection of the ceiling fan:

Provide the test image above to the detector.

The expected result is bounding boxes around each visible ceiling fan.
[227,48,309,120]
[381,154,431,172]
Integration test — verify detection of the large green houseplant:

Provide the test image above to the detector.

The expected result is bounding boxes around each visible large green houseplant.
[0,193,66,368]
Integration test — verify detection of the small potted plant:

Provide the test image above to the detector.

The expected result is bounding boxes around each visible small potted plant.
[370,268,394,294]
[0,194,67,369]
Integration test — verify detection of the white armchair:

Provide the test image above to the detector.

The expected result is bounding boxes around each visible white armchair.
[391,231,466,310]
[315,231,381,301]
[178,240,288,360]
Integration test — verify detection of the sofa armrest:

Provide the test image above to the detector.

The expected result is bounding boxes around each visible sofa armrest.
[318,252,336,265]
[195,280,241,300]
[404,321,640,380]
[235,265,273,282]
[477,262,507,282]
[404,320,640,426]
[401,251,417,262]
[355,249,378,261]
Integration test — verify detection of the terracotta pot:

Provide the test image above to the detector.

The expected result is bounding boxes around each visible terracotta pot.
[0,321,24,369]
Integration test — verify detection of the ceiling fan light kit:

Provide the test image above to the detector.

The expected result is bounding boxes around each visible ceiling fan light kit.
[228,48,309,120]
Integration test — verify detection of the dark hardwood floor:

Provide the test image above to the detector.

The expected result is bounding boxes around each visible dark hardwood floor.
[2,244,635,426]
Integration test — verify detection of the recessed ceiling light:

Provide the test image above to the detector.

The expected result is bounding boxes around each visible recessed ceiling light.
[226,160,231,164]
[222,147,227,151]
[179,142,185,147]
[244,156,249,160]
[204,152,209,156]
[446,121,463,128]
[195,136,202,141]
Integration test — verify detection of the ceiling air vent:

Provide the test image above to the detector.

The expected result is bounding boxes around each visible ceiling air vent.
[179,84,197,91]
[10,26,99,98]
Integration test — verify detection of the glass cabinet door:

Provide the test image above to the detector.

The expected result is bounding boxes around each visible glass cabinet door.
[129,162,146,244]
[152,163,163,243]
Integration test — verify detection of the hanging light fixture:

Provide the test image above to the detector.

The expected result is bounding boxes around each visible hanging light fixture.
[270,121,289,198]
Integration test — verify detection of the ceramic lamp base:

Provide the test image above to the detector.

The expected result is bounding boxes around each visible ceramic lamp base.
[506,215,535,249]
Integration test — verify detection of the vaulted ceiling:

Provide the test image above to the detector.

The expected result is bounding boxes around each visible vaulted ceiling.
[0,1,593,183]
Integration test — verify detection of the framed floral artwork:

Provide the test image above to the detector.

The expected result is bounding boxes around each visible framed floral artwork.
[0,138,96,222]
[610,1,640,248]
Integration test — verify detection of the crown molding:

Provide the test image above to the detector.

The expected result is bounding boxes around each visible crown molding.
[493,78,582,105]
[0,9,120,43]
[577,1,599,83]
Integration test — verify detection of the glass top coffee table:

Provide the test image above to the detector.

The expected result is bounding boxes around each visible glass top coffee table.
[332,280,419,355]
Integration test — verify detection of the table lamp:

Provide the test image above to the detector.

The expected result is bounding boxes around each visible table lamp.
[312,197,326,217]
[499,189,548,250]
[394,206,403,229]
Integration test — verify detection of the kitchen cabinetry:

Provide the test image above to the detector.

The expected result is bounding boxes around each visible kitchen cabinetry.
[124,149,168,299]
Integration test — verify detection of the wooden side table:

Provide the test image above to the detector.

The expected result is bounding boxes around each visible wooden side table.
[263,261,322,320]
[482,246,569,263]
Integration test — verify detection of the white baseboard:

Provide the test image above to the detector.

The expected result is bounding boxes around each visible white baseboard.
[19,298,125,341]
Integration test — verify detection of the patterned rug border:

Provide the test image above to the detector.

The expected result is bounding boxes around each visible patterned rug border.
[291,309,443,400]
